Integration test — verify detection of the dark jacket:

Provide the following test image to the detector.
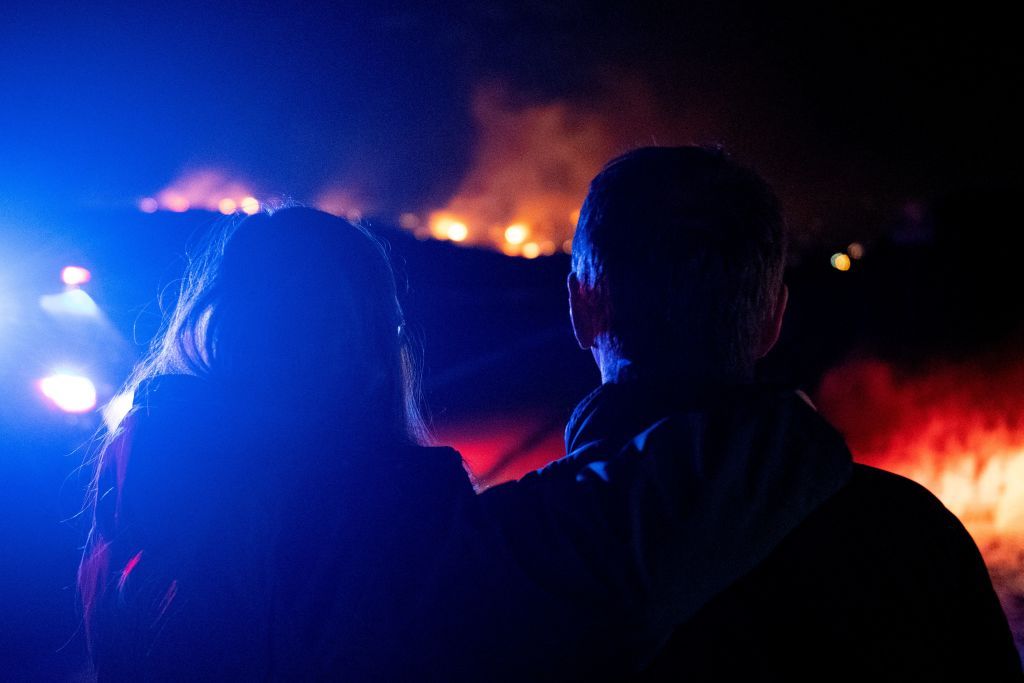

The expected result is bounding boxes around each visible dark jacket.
[553,381,1022,681]
[641,464,1022,681]
[88,376,852,680]
[480,381,855,679]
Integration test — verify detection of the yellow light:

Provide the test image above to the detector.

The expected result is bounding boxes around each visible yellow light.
[562,239,573,254]
[138,197,158,213]
[429,221,448,240]
[429,215,469,241]
[540,241,556,256]
[521,242,541,259]
[570,209,581,225]
[218,198,237,214]
[240,196,260,215]
[504,223,529,245]
[848,242,865,260]
[831,253,852,272]
[500,242,521,257]
[446,222,469,242]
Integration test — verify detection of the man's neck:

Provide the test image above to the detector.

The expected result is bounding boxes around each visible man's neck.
[598,354,638,384]
[595,346,752,389]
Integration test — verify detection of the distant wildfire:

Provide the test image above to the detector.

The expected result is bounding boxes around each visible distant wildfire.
[413,81,682,257]
[139,81,690,258]
[139,168,263,216]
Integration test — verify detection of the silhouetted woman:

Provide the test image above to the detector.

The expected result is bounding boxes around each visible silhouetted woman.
[79,208,485,679]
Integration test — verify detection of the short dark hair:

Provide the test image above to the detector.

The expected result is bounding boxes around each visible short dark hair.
[572,146,786,379]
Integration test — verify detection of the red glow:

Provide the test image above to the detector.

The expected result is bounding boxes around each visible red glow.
[434,411,566,490]
[818,357,1024,536]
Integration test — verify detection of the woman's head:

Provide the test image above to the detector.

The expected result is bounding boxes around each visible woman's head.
[134,206,426,443]
[80,207,427,651]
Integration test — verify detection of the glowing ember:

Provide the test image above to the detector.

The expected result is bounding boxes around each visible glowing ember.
[504,224,529,245]
[240,196,260,215]
[428,214,470,242]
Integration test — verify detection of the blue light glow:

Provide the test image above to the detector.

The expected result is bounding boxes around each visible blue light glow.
[39,289,100,318]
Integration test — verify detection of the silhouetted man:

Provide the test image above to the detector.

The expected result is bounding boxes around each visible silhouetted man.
[555,146,1021,679]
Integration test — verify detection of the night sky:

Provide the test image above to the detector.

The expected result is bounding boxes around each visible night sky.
[1,2,1020,245]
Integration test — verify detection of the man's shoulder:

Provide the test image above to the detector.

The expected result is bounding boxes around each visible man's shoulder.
[773,462,977,569]
[847,462,942,502]
[645,462,1019,680]
[836,463,969,539]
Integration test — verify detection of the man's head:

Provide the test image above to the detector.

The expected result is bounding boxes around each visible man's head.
[569,146,788,384]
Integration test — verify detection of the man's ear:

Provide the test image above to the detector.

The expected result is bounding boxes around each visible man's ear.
[756,284,788,359]
[568,272,596,349]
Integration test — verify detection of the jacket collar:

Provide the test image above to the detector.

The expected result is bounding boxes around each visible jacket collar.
[564,378,816,457]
